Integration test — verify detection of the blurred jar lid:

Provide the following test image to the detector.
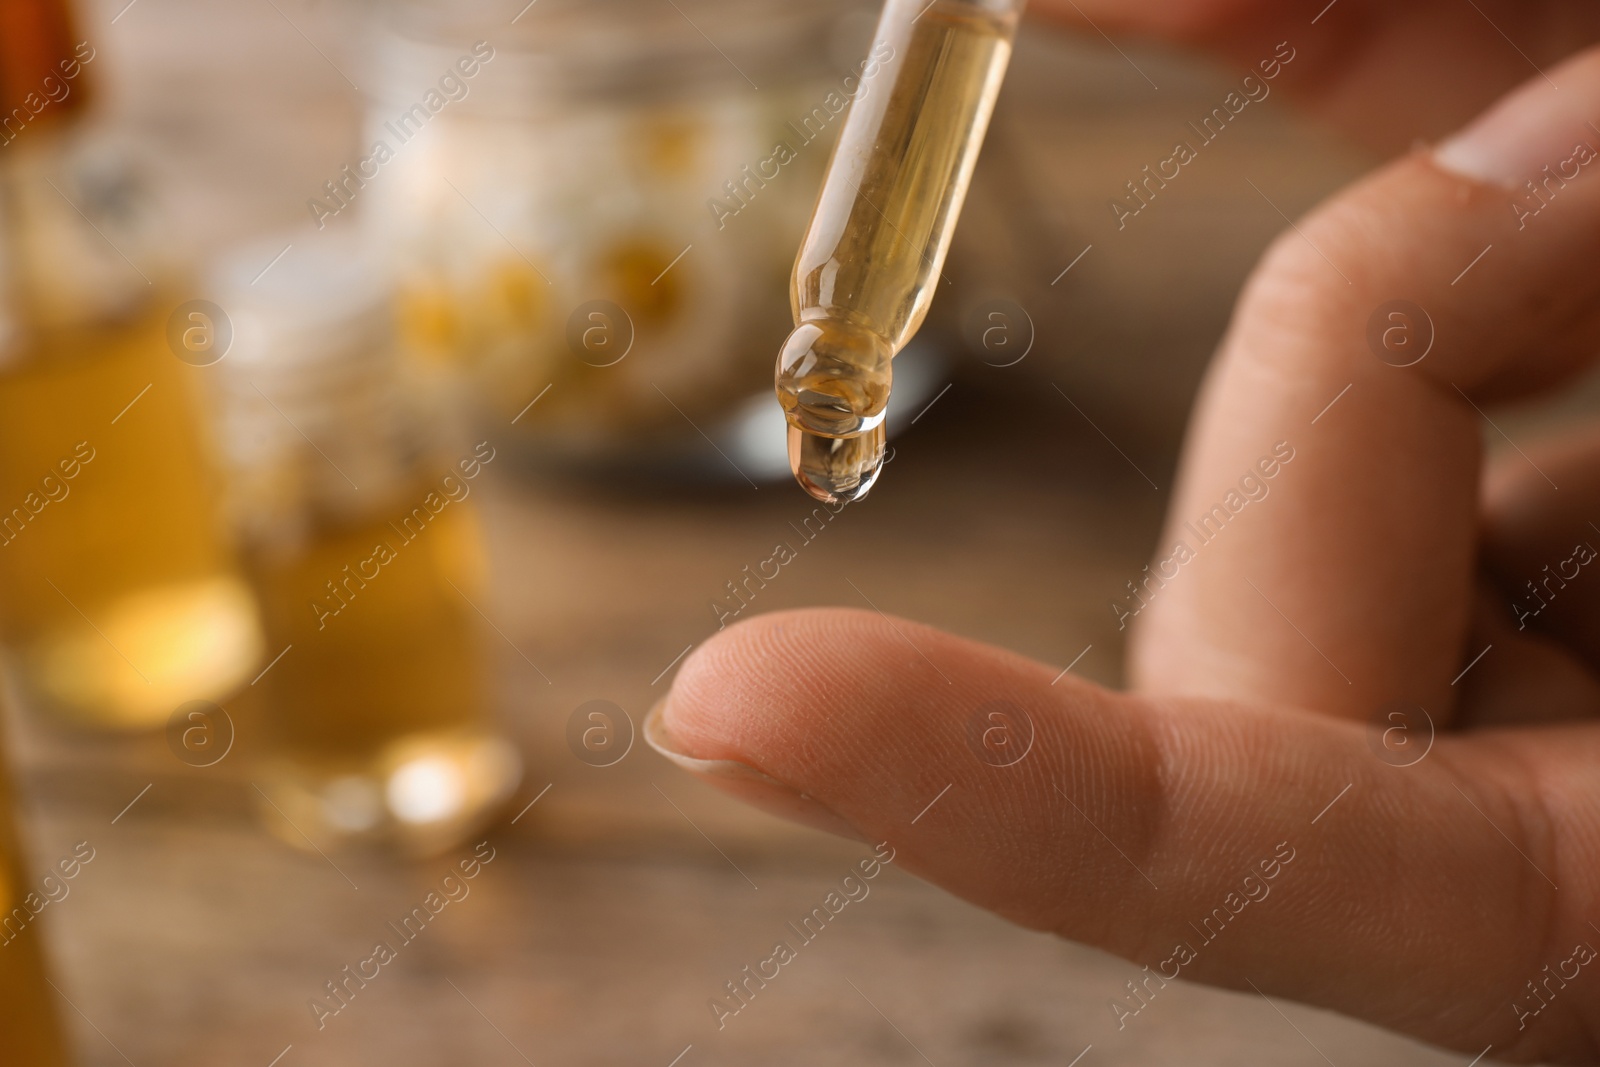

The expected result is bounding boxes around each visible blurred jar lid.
[369,0,868,114]
[209,231,392,386]
[206,232,404,444]
[206,231,421,511]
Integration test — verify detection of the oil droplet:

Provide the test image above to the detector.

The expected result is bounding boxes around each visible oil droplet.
[788,423,886,505]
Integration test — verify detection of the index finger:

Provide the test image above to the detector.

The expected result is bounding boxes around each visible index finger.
[1128,47,1600,720]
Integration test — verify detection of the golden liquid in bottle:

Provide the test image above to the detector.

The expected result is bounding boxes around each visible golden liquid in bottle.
[777,0,1017,502]
[2,0,262,735]
[247,492,520,857]
[0,728,73,1066]
[0,304,263,727]
[1,0,263,726]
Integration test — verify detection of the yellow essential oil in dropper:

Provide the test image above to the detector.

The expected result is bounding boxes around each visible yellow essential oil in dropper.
[777,0,1023,503]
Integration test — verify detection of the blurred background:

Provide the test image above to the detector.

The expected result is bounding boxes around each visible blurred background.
[0,0,1578,1063]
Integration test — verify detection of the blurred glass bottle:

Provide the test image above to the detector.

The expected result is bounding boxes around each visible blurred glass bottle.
[0,707,72,1066]
[208,234,521,857]
[361,0,866,480]
[0,0,263,728]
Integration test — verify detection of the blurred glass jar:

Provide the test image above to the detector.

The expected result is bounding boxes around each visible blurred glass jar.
[357,0,869,481]
[207,233,521,857]
[0,10,264,729]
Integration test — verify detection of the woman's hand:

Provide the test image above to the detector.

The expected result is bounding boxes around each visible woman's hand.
[650,42,1600,1064]
[1034,0,1600,154]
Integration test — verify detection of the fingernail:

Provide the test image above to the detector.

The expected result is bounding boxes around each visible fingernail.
[643,700,868,843]
[1434,54,1600,187]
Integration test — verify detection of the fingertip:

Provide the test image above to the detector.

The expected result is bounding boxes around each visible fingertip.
[658,607,869,762]
[644,696,870,842]
[656,607,953,843]
[1432,43,1600,188]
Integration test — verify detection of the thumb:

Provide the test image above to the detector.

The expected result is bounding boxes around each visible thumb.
[650,609,1594,1061]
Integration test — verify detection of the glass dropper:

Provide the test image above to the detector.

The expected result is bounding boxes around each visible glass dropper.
[776,0,1025,503]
